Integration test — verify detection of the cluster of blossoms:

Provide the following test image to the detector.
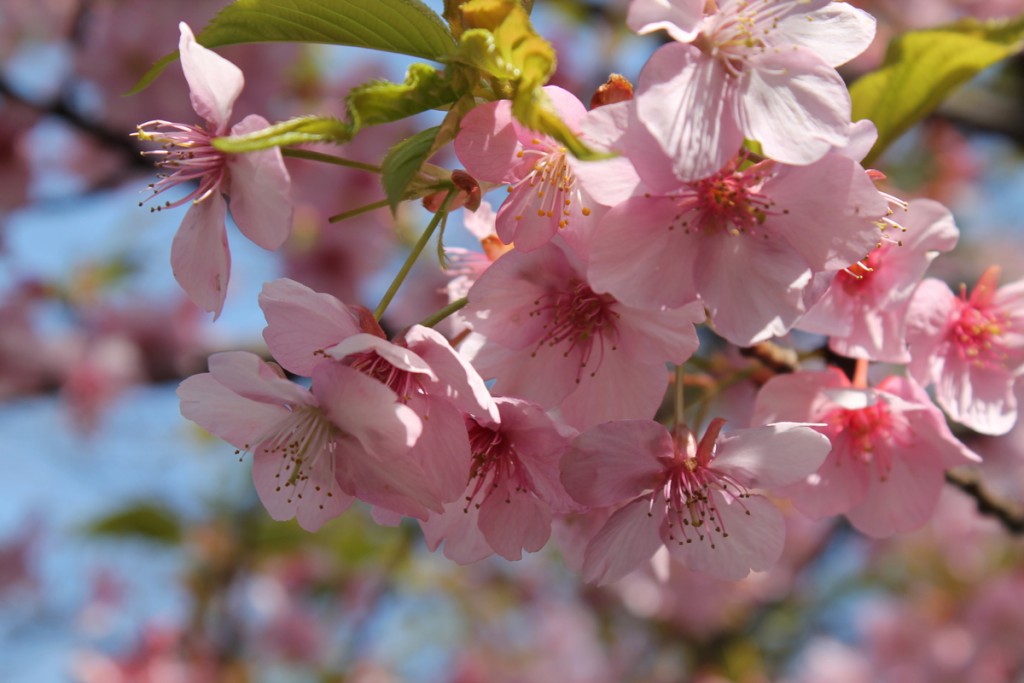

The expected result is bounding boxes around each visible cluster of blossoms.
[142,1,1024,583]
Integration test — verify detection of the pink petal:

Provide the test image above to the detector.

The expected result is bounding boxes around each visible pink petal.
[613,300,704,363]
[533,85,589,130]
[312,363,422,455]
[666,492,784,580]
[495,399,576,512]
[936,356,1018,436]
[905,278,957,384]
[752,369,850,426]
[419,501,494,564]
[882,376,981,466]
[636,43,744,182]
[583,498,664,585]
[403,393,471,505]
[713,423,832,490]
[403,324,499,424]
[845,447,945,537]
[207,350,311,406]
[454,100,521,183]
[776,3,876,67]
[479,488,552,560]
[177,372,289,448]
[177,22,243,132]
[556,353,670,430]
[562,420,668,507]
[494,186,560,251]
[588,196,700,309]
[251,441,353,531]
[325,334,434,378]
[694,230,811,345]
[627,0,704,42]
[334,435,438,519]
[259,278,362,377]
[766,153,888,271]
[787,444,873,518]
[171,194,230,319]
[738,47,851,167]
[227,114,293,250]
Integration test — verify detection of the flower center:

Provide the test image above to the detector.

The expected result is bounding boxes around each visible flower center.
[658,423,751,549]
[529,279,620,382]
[345,350,422,403]
[701,0,798,76]
[134,120,227,211]
[668,162,775,236]
[250,405,339,509]
[826,401,909,480]
[463,422,531,511]
[952,301,1007,368]
[838,248,883,295]
[513,140,591,229]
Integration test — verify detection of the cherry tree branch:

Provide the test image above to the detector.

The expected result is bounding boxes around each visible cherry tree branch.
[946,468,1024,534]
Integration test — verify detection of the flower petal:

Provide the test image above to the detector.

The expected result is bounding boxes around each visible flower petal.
[178,22,243,131]
[259,278,363,377]
[636,43,743,182]
[562,420,668,507]
[583,498,664,585]
[713,423,832,490]
[738,47,851,166]
[171,194,230,319]
[227,114,293,250]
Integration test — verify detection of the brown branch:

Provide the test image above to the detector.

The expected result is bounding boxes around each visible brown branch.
[946,468,1024,535]
[0,77,148,170]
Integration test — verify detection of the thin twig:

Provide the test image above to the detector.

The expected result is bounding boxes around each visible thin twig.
[946,468,1024,534]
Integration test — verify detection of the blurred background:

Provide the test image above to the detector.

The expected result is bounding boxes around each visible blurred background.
[3,0,1024,681]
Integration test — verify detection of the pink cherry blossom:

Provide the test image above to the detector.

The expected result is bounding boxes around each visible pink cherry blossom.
[177,351,435,530]
[259,278,499,506]
[797,198,960,362]
[420,397,575,563]
[633,1,875,180]
[464,241,703,429]
[454,86,596,251]
[135,22,292,318]
[585,135,888,345]
[751,369,981,537]
[560,418,831,583]
[906,266,1024,435]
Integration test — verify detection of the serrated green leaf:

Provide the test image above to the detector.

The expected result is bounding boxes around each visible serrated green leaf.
[85,503,182,545]
[381,126,442,211]
[212,116,353,153]
[346,63,458,131]
[851,15,1024,165]
[129,0,455,94]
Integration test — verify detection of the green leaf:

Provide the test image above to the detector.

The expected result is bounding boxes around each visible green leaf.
[85,503,182,545]
[850,15,1024,165]
[212,116,353,153]
[346,63,458,131]
[129,0,455,94]
[380,126,442,211]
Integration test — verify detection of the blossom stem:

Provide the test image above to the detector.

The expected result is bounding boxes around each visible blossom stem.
[282,148,380,173]
[419,297,468,328]
[674,364,687,433]
[373,189,456,321]
[853,358,869,389]
[328,199,390,223]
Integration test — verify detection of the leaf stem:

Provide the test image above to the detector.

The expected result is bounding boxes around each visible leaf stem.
[374,190,456,321]
[674,364,686,433]
[419,297,468,328]
[328,199,390,223]
[282,148,381,173]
